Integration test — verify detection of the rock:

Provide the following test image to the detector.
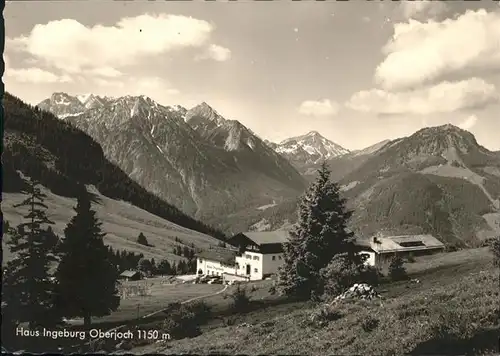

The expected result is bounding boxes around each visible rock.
[335,283,379,301]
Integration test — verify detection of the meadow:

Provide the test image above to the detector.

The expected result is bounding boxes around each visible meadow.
[126,247,498,355]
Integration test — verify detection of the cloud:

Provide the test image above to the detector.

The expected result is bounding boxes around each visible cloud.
[376,9,500,91]
[6,66,72,84]
[92,76,180,101]
[346,78,499,115]
[298,99,339,117]
[88,67,123,78]
[458,115,479,130]
[399,0,448,20]
[196,44,232,62]
[6,14,229,74]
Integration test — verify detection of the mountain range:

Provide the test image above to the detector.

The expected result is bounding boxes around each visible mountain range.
[36,92,500,246]
[255,125,500,247]
[3,93,227,262]
[38,93,306,226]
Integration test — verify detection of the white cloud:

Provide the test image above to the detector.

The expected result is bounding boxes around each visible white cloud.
[196,44,232,62]
[88,67,123,78]
[6,66,72,84]
[458,115,479,130]
[346,78,499,115]
[400,0,448,20]
[92,76,180,102]
[298,99,339,117]
[376,9,500,91]
[6,14,229,73]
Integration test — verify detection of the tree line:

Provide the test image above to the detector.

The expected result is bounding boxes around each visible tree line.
[1,176,194,353]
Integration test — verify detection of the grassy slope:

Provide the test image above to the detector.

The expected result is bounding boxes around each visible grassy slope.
[2,185,222,263]
[69,278,223,326]
[132,248,498,355]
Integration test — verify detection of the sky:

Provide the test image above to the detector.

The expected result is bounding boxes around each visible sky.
[4,0,500,151]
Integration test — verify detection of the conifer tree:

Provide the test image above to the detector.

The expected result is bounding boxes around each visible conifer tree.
[276,162,364,300]
[137,232,148,246]
[388,254,407,281]
[54,188,120,327]
[157,259,171,275]
[2,179,59,328]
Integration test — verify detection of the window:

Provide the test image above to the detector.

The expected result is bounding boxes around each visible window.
[272,256,276,261]
[246,254,252,259]
[278,255,282,260]
[216,272,219,276]
[199,259,203,263]
[253,255,259,261]
[211,271,214,275]
[398,241,425,247]
[254,268,258,273]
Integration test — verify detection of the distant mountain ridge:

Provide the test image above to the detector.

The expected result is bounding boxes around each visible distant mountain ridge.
[38,93,306,228]
[246,125,500,247]
[266,131,349,166]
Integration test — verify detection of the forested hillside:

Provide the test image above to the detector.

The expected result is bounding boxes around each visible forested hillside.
[2,93,226,240]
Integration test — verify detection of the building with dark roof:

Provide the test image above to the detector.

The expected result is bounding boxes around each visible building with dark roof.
[119,270,142,281]
[356,234,445,267]
[227,231,291,280]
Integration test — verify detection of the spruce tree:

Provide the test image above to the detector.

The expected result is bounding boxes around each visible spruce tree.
[388,254,407,281]
[158,259,171,275]
[2,179,59,328]
[276,162,364,300]
[137,232,148,246]
[54,188,120,327]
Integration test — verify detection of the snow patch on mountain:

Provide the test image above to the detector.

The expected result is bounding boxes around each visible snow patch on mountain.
[76,94,92,104]
[59,112,85,119]
[272,131,349,165]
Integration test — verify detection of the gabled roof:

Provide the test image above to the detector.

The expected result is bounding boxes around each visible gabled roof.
[237,230,290,245]
[120,270,140,278]
[197,248,237,266]
[367,234,445,253]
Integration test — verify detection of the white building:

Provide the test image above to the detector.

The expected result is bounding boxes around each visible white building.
[227,231,288,281]
[196,231,445,281]
[356,234,445,268]
[196,247,240,277]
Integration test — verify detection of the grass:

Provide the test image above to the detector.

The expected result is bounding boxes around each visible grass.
[128,248,498,355]
[2,186,223,262]
[66,277,223,327]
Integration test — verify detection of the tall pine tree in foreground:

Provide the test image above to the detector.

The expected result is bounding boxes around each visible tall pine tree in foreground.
[2,179,59,328]
[276,162,365,300]
[55,188,120,327]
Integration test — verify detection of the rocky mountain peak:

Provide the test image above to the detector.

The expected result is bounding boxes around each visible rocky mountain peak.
[186,102,226,126]
[275,130,349,166]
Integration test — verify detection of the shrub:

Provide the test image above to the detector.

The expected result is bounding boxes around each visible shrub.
[320,253,377,298]
[230,285,251,312]
[489,236,500,267]
[407,253,416,263]
[389,254,408,281]
[308,304,342,328]
[161,301,212,339]
[361,316,380,332]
